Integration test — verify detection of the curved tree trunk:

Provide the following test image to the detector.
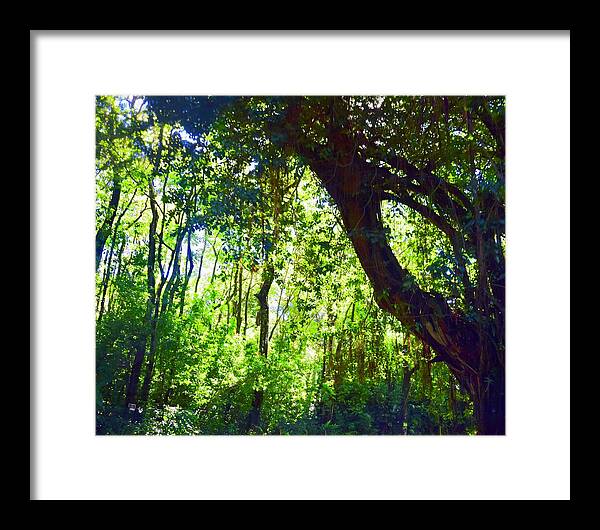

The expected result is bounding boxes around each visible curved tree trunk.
[278,99,505,434]
[320,168,504,434]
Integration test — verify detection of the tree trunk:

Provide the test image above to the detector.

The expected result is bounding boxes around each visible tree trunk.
[256,263,274,359]
[96,176,121,270]
[243,270,254,336]
[139,302,160,405]
[397,363,416,435]
[96,236,116,322]
[178,226,195,316]
[235,261,243,334]
[160,221,187,315]
[246,262,275,433]
[125,125,164,412]
[471,361,505,435]
[246,390,264,433]
[193,233,208,295]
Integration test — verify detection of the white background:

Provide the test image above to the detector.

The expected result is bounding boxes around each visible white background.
[32,31,570,500]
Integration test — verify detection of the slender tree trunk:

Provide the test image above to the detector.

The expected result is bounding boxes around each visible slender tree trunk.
[224,264,237,329]
[256,263,274,359]
[96,176,121,270]
[106,236,126,315]
[246,262,275,432]
[235,261,243,334]
[333,335,344,389]
[178,227,195,316]
[243,270,254,336]
[97,189,137,320]
[97,237,116,322]
[209,244,220,284]
[125,125,164,412]
[317,335,328,422]
[193,233,208,295]
[160,222,186,314]
[357,340,365,384]
[397,363,416,435]
[139,300,161,405]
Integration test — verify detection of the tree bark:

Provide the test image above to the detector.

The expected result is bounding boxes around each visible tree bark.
[246,262,275,432]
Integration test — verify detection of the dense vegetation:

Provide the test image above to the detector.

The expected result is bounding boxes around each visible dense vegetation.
[96,95,505,435]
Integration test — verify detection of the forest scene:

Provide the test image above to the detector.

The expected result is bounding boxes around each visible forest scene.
[95,95,505,436]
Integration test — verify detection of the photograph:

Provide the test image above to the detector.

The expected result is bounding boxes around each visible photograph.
[33,30,569,499]
[95,95,506,436]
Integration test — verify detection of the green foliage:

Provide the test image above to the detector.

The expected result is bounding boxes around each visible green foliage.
[95,95,505,435]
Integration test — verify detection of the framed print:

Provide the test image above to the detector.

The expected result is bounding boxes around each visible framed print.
[31,30,570,500]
